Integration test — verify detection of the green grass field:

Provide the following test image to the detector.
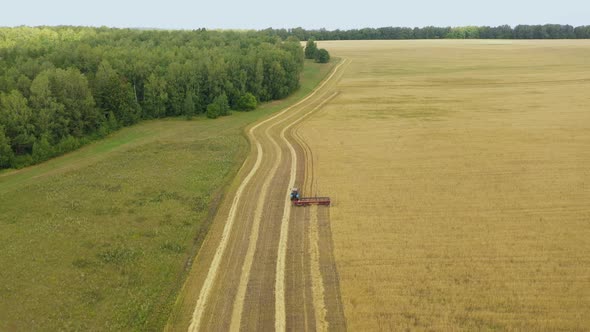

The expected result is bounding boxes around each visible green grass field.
[0,60,334,331]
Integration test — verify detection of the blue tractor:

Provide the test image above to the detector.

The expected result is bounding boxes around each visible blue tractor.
[289,187,330,206]
[290,188,300,201]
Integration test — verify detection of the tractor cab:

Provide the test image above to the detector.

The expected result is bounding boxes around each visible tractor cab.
[290,188,300,201]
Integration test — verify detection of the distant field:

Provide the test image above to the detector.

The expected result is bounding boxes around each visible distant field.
[302,40,590,330]
[0,60,332,330]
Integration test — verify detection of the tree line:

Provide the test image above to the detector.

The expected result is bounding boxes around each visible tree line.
[0,27,304,169]
[263,24,590,40]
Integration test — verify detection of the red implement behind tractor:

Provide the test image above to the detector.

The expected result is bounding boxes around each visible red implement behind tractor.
[290,188,330,206]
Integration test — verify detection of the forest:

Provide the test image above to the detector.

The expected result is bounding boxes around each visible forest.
[266,24,590,40]
[0,27,304,169]
[2,24,587,170]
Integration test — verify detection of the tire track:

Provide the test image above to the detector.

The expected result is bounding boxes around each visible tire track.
[317,207,348,331]
[293,122,328,331]
[309,204,328,331]
[188,59,347,332]
[275,91,340,332]
[285,130,315,331]
[291,97,346,332]
[188,101,310,332]
[288,61,349,332]
[294,121,315,197]
[229,103,311,331]
[291,103,327,331]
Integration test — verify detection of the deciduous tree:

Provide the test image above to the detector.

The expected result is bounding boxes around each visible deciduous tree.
[315,49,330,63]
[184,90,195,119]
[0,26,305,169]
[305,39,318,59]
[0,126,14,168]
[206,93,230,119]
[237,92,257,111]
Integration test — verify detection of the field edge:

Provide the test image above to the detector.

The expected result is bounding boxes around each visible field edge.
[163,58,338,331]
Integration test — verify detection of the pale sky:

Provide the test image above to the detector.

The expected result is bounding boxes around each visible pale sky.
[1,0,588,30]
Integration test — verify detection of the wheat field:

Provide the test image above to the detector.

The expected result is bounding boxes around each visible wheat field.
[301,40,590,331]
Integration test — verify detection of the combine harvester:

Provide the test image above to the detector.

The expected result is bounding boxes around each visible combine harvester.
[290,188,330,207]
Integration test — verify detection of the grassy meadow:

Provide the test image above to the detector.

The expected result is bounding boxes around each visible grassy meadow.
[302,40,590,330]
[0,60,333,330]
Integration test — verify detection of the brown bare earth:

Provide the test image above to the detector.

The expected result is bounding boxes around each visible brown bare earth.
[301,40,590,331]
[166,59,348,331]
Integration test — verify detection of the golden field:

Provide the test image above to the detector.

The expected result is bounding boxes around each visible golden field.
[301,40,590,331]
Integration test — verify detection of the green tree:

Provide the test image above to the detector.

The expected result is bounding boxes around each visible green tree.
[165,62,188,116]
[32,135,54,163]
[39,68,99,138]
[0,26,306,167]
[143,73,168,118]
[0,126,15,168]
[206,103,220,119]
[0,90,36,154]
[106,111,119,132]
[206,93,230,119]
[217,93,230,116]
[54,135,80,154]
[282,37,305,69]
[16,75,32,98]
[94,61,140,126]
[305,39,318,59]
[30,71,65,142]
[236,92,257,111]
[183,90,196,119]
[253,58,268,101]
[315,49,330,63]
[267,61,288,99]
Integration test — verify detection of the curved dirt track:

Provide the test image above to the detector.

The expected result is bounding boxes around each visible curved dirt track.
[166,59,349,332]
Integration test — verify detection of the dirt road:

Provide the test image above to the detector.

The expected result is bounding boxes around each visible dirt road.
[166,60,349,331]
